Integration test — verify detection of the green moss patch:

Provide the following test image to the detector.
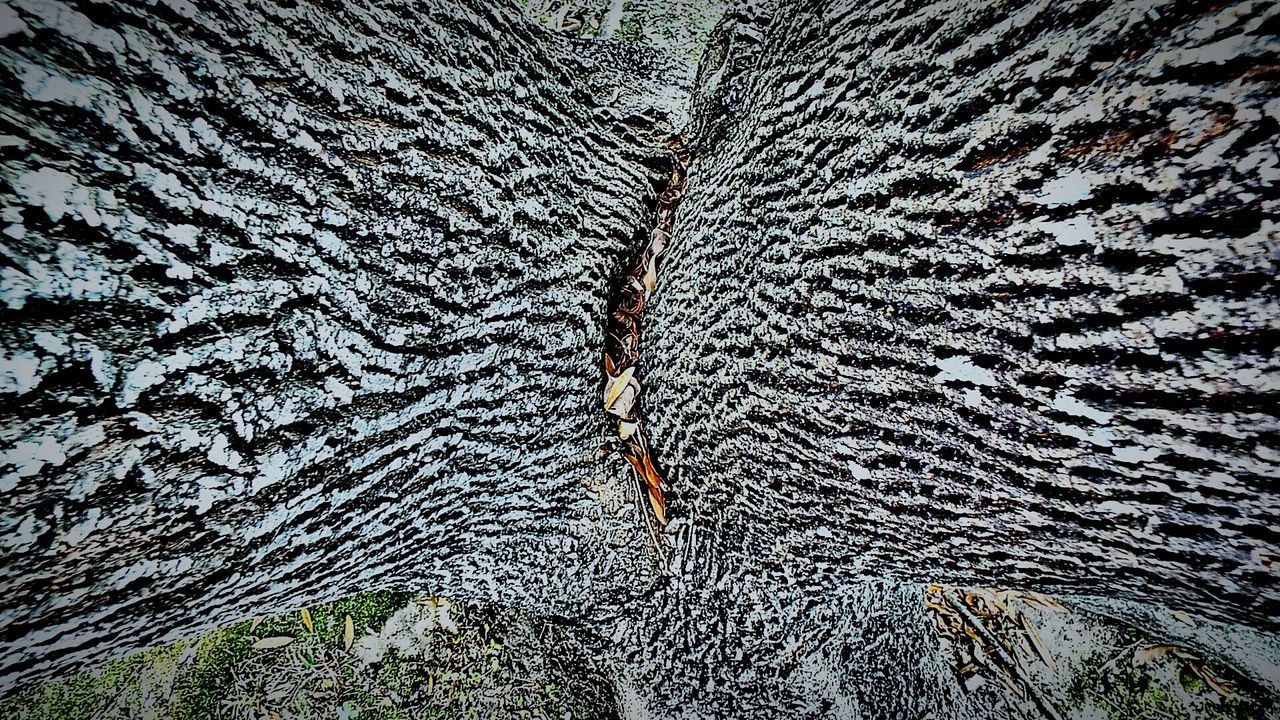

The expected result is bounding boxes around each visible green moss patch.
[0,591,572,720]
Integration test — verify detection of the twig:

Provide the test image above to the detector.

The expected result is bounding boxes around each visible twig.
[630,465,670,574]
[1095,641,1142,679]
[942,592,1065,720]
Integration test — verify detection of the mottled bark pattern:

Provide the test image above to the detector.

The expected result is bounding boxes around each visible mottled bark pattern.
[0,0,687,689]
[1,0,1278,716]
[610,2,1280,713]
[650,0,1279,632]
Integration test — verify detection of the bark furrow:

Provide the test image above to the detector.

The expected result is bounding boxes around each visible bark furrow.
[0,0,689,689]
[602,148,689,527]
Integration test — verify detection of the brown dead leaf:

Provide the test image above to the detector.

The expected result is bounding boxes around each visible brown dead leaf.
[642,259,659,293]
[1187,659,1237,698]
[300,608,313,634]
[1133,645,1238,698]
[343,614,354,652]
[965,588,1004,618]
[1132,644,1195,666]
[251,636,294,650]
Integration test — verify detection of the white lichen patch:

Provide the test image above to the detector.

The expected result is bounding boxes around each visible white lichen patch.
[933,355,997,387]
[1033,216,1097,247]
[1051,392,1113,425]
[1032,170,1094,208]
[353,600,458,666]
[0,352,42,395]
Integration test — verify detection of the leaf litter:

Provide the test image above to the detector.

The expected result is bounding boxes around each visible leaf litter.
[925,584,1271,719]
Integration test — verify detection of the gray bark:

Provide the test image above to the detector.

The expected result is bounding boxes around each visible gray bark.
[654,0,1280,626]
[0,0,686,692]
[1,0,1278,717]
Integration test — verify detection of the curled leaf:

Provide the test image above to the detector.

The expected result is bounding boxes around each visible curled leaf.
[1187,659,1237,698]
[603,367,636,412]
[610,383,638,419]
[1018,614,1056,672]
[617,420,638,440]
[343,614,354,652]
[1132,644,1195,666]
[300,608,313,634]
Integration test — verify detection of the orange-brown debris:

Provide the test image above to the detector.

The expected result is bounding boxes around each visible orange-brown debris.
[602,153,688,527]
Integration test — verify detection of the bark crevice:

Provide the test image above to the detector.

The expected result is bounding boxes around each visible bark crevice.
[601,141,690,527]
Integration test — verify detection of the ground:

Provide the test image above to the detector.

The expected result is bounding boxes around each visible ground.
[2,586,1274,719]
[0,590,614,720]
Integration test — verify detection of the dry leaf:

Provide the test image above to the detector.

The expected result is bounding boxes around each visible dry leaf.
[965,588,1003,617]
[617,420,638,440]
[250,617,263,631]
[1133,645,1238,698]
[607,382,638,418]
[1187,659,1237,698]
[343,614,354,651]
[642,259,659,293]
[1132,644,1194,666]
[300,608,313,634]
[252,636,294,650]
[1018,615,1057,672]
[603,367,636,411]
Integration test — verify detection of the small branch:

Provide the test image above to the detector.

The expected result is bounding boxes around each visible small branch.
[942,593,1065,720]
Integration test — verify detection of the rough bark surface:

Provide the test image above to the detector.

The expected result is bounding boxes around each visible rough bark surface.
[617,0,1280,713]
[1,0,1278,717]
[0,0,686,690]
[649,0,1279,627]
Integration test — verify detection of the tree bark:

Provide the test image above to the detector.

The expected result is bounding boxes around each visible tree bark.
[0,0,687,690]
[1,0,1278,716]
[649,0,1279,627]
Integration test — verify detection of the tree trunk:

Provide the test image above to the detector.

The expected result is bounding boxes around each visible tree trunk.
[1,0,1277,716]
[0,0,687,690]
[651,0,1279,627]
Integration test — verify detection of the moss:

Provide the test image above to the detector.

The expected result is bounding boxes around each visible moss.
[0,591,408,720]
[2,590,579,720]
[1062,639,1277,720]
[617,17,643,43]
[1178,664,1205,694]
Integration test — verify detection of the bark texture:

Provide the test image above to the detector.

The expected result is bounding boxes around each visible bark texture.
[0,0,686,690]
[649,0,1279,627]
[1,0,1278,717]
[612,0,1280,713]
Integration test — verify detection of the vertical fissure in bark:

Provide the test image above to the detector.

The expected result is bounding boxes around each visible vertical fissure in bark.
[602,143,690,527]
